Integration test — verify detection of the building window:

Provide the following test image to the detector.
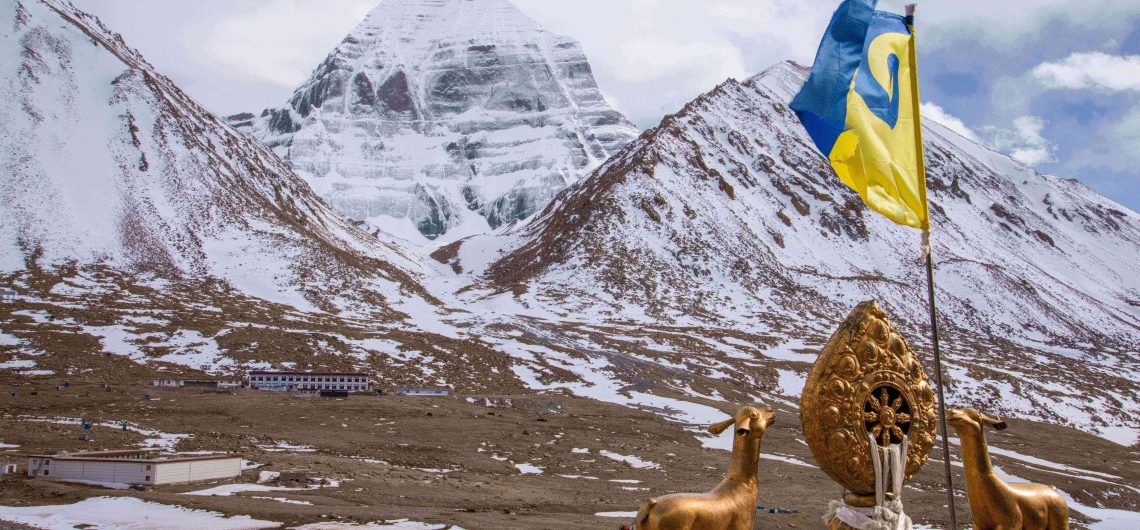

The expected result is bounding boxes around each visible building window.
[146,465,151,470]
[145,475,150,481]
[43,470,49,475]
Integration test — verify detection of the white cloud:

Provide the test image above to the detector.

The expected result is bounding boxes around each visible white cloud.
[200,1,375,89]
[1108,107,1140,154]
[1032,52,1140,92]
[612,38,745,85]
[512,0,834,127]
[920,102,979,141]
[1095,106,1140,170]
[981,116,1057,166]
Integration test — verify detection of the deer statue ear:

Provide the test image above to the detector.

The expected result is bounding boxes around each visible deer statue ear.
[980,414,1007,430]
[708,418,736,435]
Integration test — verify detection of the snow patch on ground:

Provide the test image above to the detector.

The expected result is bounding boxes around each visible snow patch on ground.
[514,463,544,475]
[256,440,317,453]
[598,450,660,470]
[183,483,311,497]
[0,496,280,529]
[252,496,313,506]
[595,511,639,518]
[0,357,36,369]
[776,369,807,398]
[291,520,461,529]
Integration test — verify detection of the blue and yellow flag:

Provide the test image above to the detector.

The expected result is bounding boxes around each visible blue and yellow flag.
[791,0,929,229]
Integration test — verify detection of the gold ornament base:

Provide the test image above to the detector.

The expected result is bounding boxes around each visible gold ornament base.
[828,517,858,530]
[827,492,899,529]
[843,492,879,507]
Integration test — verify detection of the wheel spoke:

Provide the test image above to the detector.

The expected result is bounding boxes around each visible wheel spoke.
[865,386,912,446]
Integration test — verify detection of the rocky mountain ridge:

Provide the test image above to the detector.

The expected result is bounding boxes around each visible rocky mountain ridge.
[440,61,1139,441]
[471,62,1140,351]
[230,0,638,243]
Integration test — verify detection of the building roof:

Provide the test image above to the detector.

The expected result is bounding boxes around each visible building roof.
[153,379,233,382]
[248,371,369,376]
[30,449,240,463]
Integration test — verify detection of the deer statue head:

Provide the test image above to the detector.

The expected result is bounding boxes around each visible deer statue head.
[708,405,776,439]
[947,407,1007,434]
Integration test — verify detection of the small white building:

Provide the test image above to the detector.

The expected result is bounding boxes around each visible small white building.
[27,449,241,486]
[0,288,15,304]
[396,387,450,397]
[249,371,371,392]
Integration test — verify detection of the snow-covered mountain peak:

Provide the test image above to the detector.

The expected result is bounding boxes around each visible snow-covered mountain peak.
[351,0,547,58]
[747,60,811,102]
[232,0,638,243]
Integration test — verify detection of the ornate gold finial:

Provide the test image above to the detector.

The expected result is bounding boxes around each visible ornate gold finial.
[801,300,937,496]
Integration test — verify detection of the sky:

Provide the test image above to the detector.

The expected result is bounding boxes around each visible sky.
[70,0,1140,212]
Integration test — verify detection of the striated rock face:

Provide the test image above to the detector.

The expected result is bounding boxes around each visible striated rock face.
[0,0,431,315]
[231,0,638,242]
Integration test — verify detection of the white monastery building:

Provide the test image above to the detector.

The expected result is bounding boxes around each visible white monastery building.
[248,371,372,392]
[152,379,240,389]
[27,449,240,486]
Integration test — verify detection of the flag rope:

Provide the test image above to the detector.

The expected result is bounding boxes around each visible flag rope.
[908,4,959,529]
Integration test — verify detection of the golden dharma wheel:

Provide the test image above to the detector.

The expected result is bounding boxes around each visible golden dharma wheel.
[800,300,937,495]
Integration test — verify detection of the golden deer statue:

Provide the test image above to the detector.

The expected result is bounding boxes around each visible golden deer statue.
[948,408,1069,530]
[635,406,776,530]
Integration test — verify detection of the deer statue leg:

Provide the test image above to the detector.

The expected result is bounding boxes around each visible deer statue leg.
[1048,500,1070,530]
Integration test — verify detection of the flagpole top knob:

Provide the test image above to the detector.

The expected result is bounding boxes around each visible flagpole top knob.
[905,4,917,16]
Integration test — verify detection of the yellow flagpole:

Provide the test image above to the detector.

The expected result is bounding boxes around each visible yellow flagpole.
[906,4,959,529]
